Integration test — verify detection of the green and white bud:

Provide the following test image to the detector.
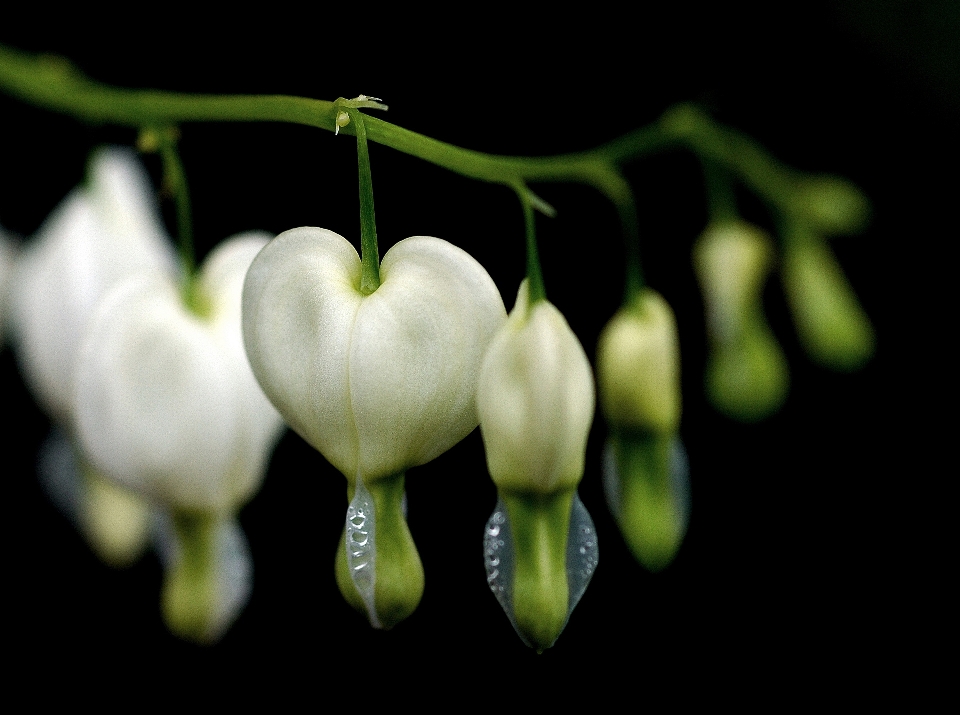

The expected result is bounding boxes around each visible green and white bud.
[478,280,598,651]
[694,221,789,421]
[596,288,680,435]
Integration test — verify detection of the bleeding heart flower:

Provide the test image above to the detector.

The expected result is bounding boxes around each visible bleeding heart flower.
[241,226,505,628]
[75,233,284,513]
[241,226,506,484]
[9,146,176,567]
[73,231,285,643]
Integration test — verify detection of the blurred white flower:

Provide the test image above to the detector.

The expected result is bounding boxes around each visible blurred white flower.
[74,232,284,643]
[75,233,284,514]
[8,146,175,566]
[10,146,176,423]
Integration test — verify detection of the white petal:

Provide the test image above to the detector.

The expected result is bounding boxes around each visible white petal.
[242,229,506,481]
[478,281,595,494]
[76,274,240,510]
[242,227,363,476]
[351,236,506,479]
[77,233,283,512]
[10,147,175,422]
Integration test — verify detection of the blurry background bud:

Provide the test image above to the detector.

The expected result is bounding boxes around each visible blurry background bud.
[782,230,875,371]
[792,175,871,236]
[604,434,689,572]
[596,289,681,435]
[597,286,688,571]
[694,221,789,420]
[38,426,152,568]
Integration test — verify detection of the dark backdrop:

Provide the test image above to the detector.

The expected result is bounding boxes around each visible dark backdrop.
[0,4,948,682]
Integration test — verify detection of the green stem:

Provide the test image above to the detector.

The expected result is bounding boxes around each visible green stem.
[700,157,739,225]
[500,488,574,652]
[0,46,842,237]
[153,129,196,281]
[161,510,219,644]
[346,106,381,294]
[514,183,546,304]
[611,174,644,303]
[660,103,802,219]
[0,45,673,196]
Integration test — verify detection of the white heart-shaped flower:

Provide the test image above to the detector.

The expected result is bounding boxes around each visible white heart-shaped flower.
[242,227,506,482]
[75,233,284,513]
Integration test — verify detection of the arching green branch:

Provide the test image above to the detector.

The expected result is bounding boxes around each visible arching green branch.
[0,44,862,235]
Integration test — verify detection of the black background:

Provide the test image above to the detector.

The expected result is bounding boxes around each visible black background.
[0,4,948,682]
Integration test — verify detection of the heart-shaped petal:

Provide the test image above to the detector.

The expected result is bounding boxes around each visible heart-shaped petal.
[242,227,506,482]
[75,233,284,512]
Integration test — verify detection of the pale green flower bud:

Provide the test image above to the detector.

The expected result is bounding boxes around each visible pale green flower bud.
[597,291,688,572]
[596,289,680,435]
[693,221,789,421]
[782,230,874,371]
[477,280,595,495]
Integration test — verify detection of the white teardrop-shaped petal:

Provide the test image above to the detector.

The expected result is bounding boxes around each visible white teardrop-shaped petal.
[242,227,506,482]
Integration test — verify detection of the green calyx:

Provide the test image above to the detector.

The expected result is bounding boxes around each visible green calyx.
[499,488,574,652]
[606,431,688,572]
[334,472,424,629]
[705,322,789,422]
[161,509,220,644]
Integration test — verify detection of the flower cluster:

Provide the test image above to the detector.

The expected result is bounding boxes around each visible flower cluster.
[9,147,283,642]
[0,70,875,651]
